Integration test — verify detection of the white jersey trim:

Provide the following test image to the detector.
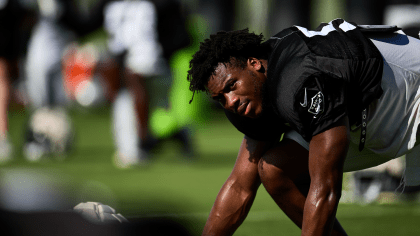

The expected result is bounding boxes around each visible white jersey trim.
[295,20,356,38]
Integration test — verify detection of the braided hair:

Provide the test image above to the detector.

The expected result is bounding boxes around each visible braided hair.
[187,29,269,103]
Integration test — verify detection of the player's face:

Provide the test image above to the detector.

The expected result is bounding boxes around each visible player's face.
[207,58,267,118]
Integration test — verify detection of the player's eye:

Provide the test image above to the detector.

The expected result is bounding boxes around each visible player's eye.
[225,81,236,92]
[229,81,236,89]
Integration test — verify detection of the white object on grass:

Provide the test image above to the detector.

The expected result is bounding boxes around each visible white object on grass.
[73,201,128,224]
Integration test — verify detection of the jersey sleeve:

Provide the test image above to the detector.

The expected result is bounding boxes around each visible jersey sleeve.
[291,74,349,140]
[224,109,287,141]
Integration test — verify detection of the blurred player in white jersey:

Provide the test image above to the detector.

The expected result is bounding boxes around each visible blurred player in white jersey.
[23,0,108,161]
[25,0,108,108]
[101,0,190,168]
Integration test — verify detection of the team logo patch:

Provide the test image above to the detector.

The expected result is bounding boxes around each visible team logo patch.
[308,91,324,116]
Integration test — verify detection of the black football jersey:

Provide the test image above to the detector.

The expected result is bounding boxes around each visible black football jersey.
[224,109,288,141]
[226,19,384,141]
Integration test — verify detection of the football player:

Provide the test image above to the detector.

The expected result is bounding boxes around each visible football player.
[101,0,191,168]
[187,19,420,235]
[0,0,36,162]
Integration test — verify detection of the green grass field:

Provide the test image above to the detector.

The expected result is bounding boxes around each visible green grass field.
[3,106,420,235]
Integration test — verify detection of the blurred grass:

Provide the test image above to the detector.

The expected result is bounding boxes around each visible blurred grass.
[4,105,420,235]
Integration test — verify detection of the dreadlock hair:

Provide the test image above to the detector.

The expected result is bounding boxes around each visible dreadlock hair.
[187,29,269,103]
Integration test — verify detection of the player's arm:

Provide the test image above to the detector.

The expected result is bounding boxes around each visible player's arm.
[302,116,350,236]
[202,135,277,236]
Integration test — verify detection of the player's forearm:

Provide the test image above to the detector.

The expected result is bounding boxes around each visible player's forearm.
[202,179,258,236]
[302,183,342,236]
[303,118,349,235]
[270,176,346,236]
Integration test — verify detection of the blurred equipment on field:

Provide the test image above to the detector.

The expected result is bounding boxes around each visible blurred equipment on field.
[23,107,75,162]
[352,156,420,204]
[352,157,403,203]
[73,201,128,224]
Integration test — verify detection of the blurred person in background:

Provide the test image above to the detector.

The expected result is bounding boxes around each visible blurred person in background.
[25,0,108,108]
[23,0,109,161]
[0,0,36,162]
[162,14,212,147]
[144,0,199,159]
[99,0,191,168]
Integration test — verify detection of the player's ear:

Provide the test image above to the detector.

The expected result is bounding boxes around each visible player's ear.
[248,57,262,70]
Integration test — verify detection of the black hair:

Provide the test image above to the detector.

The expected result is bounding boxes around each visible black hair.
[187,29,268,103]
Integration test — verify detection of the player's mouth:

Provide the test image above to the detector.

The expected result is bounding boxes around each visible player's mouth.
[244,102,251,116]
[237,101,250,116]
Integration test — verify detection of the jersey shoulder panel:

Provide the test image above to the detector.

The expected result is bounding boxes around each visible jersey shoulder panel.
[292,19,382,60]
[264,19,384,140]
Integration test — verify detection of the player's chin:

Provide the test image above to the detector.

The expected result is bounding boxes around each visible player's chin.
[244,108,262,119]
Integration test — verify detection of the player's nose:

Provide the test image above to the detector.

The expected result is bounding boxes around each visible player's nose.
[225,93,239,113]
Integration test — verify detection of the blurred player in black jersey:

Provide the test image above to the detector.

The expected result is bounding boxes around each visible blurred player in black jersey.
[0,0,36,162]
[187,19,420,235]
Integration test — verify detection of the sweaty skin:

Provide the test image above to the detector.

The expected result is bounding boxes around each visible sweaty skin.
[202,129,349,236]
[207,58,267,119]
[302,117,349,235]
[201,136,272,236]
[204,57,350,236]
